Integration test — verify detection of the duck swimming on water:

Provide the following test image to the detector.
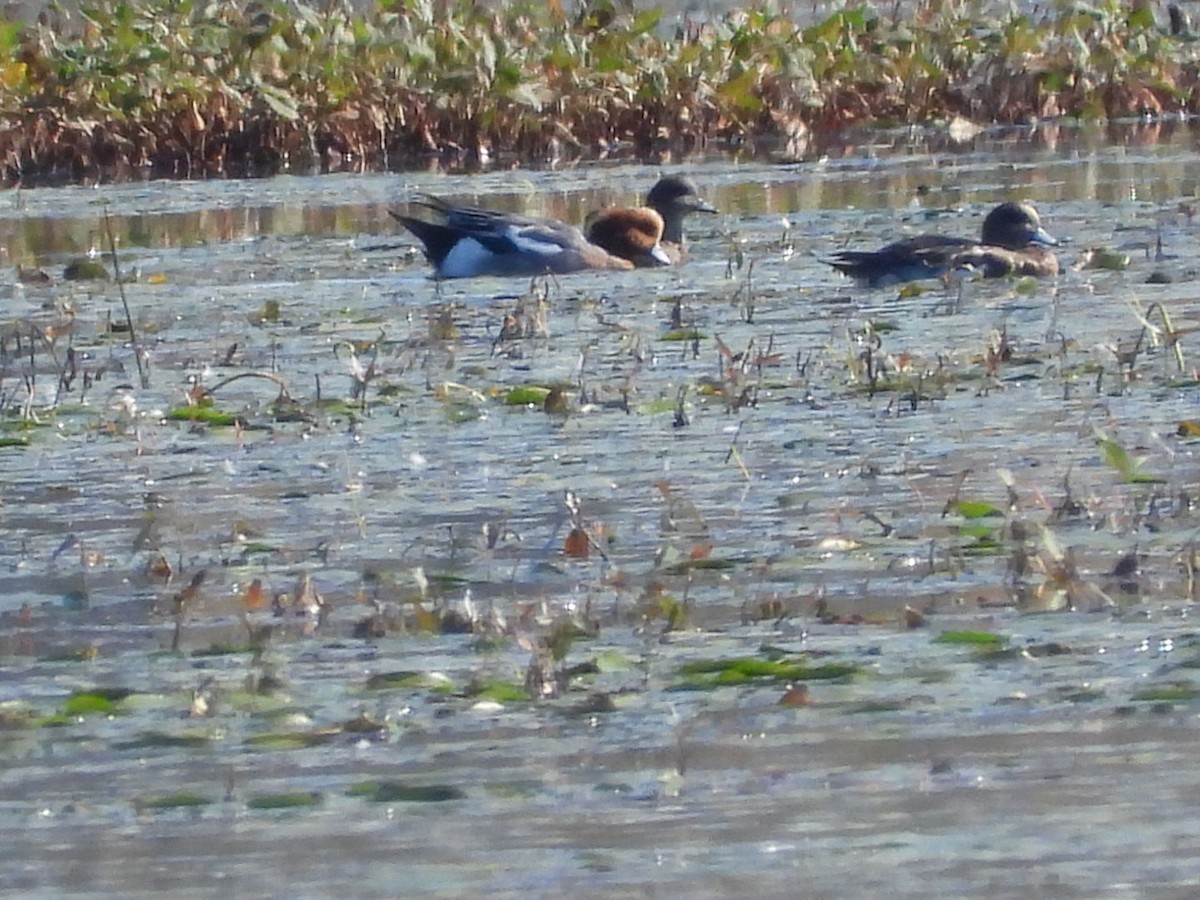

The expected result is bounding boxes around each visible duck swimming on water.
[392,194,668,279]
[586,175,718,266]
[828,201,1059,287]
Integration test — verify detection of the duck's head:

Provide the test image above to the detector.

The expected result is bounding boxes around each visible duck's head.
[982,201,1057,250]
[646,175,718,218]
[585,206,671,267]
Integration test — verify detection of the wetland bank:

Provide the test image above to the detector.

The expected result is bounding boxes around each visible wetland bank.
[4,1,1200,897]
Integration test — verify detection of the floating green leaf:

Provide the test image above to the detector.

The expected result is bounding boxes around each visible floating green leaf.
[63,688,134,716]
[167,406,245,426]
[37,648,99,663]
[503,385,552,406]
[247,792,324,810]
[365,671,426,690]
[948,499,1004,519]
[245,729,341,750]
[1131,683,1200,702]
[671,656,857,691]
[663,557,738,575]
[465,679,529,703]
[347,781,466,803]
[137,792,212,810]
[934,630,1005,646]
[114,731,211,750]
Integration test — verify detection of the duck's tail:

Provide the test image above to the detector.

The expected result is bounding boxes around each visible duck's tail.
[825,252,874,277]
[390,210,459,267]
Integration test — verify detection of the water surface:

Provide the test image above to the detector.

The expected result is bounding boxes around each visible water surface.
[2,121,1200,898]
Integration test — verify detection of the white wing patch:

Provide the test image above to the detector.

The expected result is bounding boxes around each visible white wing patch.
[439,238,497,279]
[508,224,568,257]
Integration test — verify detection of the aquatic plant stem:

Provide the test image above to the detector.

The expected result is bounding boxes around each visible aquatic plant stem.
[198,371,294,402]
[103,207,148,389]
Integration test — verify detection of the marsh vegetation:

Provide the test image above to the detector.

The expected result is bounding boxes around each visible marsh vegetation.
[3,0,1200,184]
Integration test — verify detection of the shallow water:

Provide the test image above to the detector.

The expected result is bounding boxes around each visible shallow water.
[3,120,1200,897]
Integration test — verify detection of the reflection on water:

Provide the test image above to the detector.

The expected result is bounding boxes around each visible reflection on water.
[0,202,400,265]
[4,119,1200,265]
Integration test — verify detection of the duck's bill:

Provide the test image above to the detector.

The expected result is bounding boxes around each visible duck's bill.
[649,243,673,266]
[1029,226,1058,247]
[691,199,719,214]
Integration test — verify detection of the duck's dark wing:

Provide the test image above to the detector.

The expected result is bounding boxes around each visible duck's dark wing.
[395,196,586,258]
[829,234,977,284]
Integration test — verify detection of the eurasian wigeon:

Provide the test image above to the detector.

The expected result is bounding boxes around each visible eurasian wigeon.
[828,201,1059,286]
[392,193,664,278]
[586,175,718,266]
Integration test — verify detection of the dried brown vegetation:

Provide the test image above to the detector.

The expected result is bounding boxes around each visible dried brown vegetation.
[2,0,1200,185]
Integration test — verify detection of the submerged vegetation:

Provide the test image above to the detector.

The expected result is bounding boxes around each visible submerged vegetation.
[2,0,1200,184]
